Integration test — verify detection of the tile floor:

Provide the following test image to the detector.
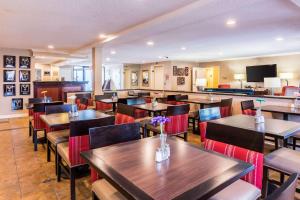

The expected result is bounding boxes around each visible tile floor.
[0,117,299,200]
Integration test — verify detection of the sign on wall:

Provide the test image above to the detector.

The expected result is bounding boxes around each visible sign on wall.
[3,55,16,68]
[3,70,16,82]
[20,84,30,95]
[12,98,23,110]
[19,70,31,82]
[19,56,31,69]
[3,84,16,96]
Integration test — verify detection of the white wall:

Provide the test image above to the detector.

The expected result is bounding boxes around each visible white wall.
[0,48,34,118]
[35,63,60,81]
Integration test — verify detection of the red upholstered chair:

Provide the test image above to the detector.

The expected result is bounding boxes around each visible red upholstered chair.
[218,84,230,88]
[115,103,136,124]
[95,94,113,112]
[175,95,188,105]
[241,100,256,116]
[204,122,265,199]
[166,94,181,105]
[282,86,299,96]
[220,98,232,118]
[143,97,152,103]
[45,104,72,173]
[32,101,63,151]
[56,116,115,200]
[164,104,190,141]
[89,123,141,183]
[78,103,88,110]
[198,107,221,143]
[127,98,148,119]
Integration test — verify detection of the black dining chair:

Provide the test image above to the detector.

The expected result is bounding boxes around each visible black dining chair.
[89,122,141,200]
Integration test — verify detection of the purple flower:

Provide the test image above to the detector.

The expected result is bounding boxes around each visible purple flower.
[151,116,170,126]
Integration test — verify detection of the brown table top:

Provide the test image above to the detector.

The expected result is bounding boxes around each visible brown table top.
[259,105,300,115]
[210,114,300,139]
[179,98,221,104]
[25,100,63,109]
[132,103,170,112]
[40,109,112,127]
[81,137,253,200]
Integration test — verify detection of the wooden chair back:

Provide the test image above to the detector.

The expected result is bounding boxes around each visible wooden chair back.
[45,104,72,115]
[241,100,255,111]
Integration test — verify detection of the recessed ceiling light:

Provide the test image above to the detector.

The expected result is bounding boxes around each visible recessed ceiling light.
[181,47,186,50]
[48,45,54,49]
[110,50,116,55]
[147,41,154,46]
[218,51,223,55]
[158,56,163,59]
[226,19,236,26]
[275,37,284,41]
[106,57,111,61]
[99,34,107,39]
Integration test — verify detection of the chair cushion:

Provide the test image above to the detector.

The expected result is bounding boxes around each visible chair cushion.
[264,147,300,174]
[115,113,135,125]
[242,109,256,116]
[92,179,127,200]
[47,129,70,145]
[209,180,261,200]
[134,109,148,119]
[57,142,71,167]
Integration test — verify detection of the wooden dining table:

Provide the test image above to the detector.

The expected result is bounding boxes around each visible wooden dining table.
[132,102,170,116]
[81,137,253,200]
[179,98,221,109]
[209,114,300,149]
[40,109,112,128]
[258,105,300,120]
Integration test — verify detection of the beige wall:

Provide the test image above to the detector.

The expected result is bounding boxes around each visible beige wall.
[35,64,60,81]
[0,48,34,118]
[198,54,300,89]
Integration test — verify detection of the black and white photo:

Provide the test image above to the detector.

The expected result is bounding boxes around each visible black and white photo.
[3,84,16,96]
[12,98,23,110]
[3,70,16,82]
[19,56,31,69]
[19,70,31,82]
[20,84,30,95]
[3,55,16,68]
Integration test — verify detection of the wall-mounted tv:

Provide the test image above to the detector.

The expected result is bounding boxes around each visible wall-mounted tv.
[246,64,277,82]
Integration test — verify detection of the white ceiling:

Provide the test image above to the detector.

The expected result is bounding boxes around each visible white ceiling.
[0,0,300,65]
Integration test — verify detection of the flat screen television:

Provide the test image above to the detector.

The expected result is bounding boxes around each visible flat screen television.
[246,64,277,82]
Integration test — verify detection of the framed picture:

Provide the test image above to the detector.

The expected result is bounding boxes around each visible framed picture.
[44,71,51,76]
[177,77,185,85]
[131,71,138,86]
[173,66,177,76]
[142,70,149,87]
[19,70,31,82]
[3,84,16,96]
[19,56,31,69]
[177,68,185,76]
[12,98,23,110]
[184,67,189,76]
[20,84,30,95]
[3,70,16,82]
[3,55,16,68]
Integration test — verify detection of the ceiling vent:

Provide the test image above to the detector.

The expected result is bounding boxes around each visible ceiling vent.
[290,0,300,7]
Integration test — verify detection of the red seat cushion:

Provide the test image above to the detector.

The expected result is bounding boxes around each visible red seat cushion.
[33,112,46,130]
[166,100,177,105]
[165,114,188,135]
[115,113,135,125]
[144,97,152,103]
[242,109,256,116]
[175,101,186,105]
[134,109,147,119]
[69,135,89,167]
[220,106,231,118]
[199,121,207,143]
[78,104,87,110]
[96,101,112,111]
[28,109,34,116]
[204,139,263,189]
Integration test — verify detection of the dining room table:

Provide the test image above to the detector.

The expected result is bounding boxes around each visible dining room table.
[208,114,300,149]
[258,105,300,120]
[179,98,221,109]
[96,96,139,112]
[131,102,171,116]
[40,109,112,128]
[81,136,254,200]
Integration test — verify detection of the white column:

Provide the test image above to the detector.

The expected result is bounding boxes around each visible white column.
[92,47,103,95]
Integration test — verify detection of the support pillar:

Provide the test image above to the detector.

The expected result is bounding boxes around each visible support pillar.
[92,47,103,95]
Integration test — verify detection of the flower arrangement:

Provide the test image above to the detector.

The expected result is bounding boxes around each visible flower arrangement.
[151,116,170,134]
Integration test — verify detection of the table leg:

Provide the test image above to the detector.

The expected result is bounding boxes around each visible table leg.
[113,103,116,112]
[283,139,288,147]
[283,114,288,121]
[200,104,204,109]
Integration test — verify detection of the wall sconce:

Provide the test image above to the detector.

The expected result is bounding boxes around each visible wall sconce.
[234,73,245,89]
[279,73,294,86]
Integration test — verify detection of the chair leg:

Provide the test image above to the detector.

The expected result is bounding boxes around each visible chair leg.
[192,119,196,133]
[47,140,51,162]
[33,130,38,151]
[29,121,32,137]
[293,138,297,150]
[262,166,269,198]
[280,173,285,184]
[92,192,99,200]
[57,154,62,182]
[55,146,58,175]
[70,167,76,200]
[184,132,188,142]
[275,138,279,150]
